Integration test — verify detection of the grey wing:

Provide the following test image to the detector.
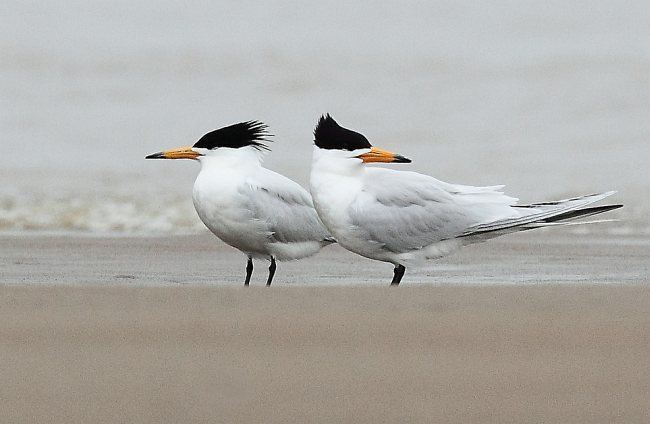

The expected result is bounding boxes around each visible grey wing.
[348,170,517,253]
[243,172,333,244]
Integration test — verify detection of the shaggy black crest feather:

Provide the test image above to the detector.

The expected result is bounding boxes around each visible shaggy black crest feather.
[193,121,271,150]
[314,114,372,151]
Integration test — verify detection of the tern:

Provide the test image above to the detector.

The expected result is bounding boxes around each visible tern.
[146,121,334,286]
[309,115,622,285]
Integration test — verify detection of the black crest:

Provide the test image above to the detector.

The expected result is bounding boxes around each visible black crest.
[193,121,271,150]
[314,114,372,151]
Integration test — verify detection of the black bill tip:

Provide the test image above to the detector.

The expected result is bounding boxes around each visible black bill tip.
[393,154,411,163]
[145,152,165,159]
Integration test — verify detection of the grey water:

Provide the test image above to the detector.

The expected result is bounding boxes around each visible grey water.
[1,0,648,234]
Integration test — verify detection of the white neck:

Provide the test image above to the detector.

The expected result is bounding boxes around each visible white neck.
[310,146,366,179]
[197,146,264,172]
[309,146,366,222]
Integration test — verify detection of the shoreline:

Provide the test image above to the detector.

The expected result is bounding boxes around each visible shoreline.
[1,232,647,286]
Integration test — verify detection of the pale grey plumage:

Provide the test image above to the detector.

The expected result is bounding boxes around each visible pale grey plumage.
[240,173,334,246]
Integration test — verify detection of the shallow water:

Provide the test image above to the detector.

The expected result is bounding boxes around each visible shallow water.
[1,0,648,234]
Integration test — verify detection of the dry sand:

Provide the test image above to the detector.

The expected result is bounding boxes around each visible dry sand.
[1,233,649,423]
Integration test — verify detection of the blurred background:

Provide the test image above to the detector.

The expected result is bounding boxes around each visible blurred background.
[1,0,647,235]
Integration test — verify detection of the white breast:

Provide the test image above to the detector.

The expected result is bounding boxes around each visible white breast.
[193,163,271,258]
[310,148,395,262]
[193,147,331,261]
[309,147,471,266]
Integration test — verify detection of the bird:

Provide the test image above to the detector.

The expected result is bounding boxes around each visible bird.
[146,121,334,286]
[309,114,623,286]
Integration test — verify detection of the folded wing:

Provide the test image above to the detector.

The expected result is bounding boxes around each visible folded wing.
[243,170,334,245]
[348,169,519,253]
[350,169,621,252]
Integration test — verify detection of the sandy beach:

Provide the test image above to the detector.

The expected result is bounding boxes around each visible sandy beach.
[1,233,648,423]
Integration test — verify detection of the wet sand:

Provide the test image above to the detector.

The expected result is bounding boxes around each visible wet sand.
[1,233,649,422]
[1,232,648,286]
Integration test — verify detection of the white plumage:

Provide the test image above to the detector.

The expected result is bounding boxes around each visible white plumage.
[309,115,622,285]
[193,146,333,262]
[146,121,333,285]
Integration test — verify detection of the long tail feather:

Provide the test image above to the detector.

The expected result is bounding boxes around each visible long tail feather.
[460,192,621,239]
[536,204,623,223]
[522,218,618,228]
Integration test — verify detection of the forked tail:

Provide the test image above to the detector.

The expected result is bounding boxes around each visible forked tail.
[460,191,622,239]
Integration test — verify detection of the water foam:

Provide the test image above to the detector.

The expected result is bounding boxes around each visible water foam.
[0,192,205,235]
[1,189,645,237]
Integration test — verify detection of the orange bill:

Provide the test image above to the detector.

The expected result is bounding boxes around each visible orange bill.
[145,146,202,160]
[356,147,411,163]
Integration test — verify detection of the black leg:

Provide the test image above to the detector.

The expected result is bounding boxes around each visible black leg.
[244,257,253,286]
[266,257,276,286]
[391,264,405,286]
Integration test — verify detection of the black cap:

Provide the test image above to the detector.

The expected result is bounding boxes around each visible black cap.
[314,114,372,151]
[193,121,271,150]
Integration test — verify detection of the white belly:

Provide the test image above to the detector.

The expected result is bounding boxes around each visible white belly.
[192,176,271,258]
[310,169,393,262]
[193,171,327,261]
